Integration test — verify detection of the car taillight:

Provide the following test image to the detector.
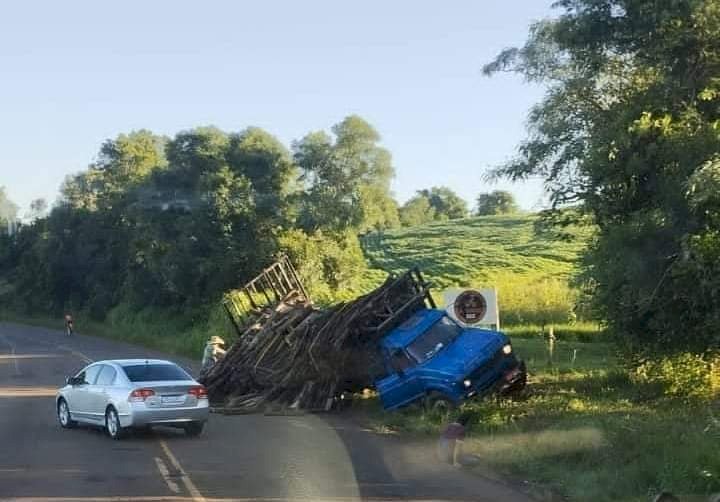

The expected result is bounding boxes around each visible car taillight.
[188,386,208,399]
[129,388,155,401]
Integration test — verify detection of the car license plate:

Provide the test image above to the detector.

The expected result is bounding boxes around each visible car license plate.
[161,395,185,404]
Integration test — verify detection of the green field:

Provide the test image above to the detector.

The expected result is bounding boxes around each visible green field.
[363,214,588,287]
[362,215,591,326]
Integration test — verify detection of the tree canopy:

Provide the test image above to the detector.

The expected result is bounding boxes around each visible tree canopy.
[399,186,467,226]
[0,187,18,226]
[475,190,519,216]
[485,0,720,352]
[1,116,398,317]
[399,195,437,227]
[294,115,398,233]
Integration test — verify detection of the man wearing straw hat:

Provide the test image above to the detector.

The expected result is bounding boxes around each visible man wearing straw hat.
[202,336,226,371]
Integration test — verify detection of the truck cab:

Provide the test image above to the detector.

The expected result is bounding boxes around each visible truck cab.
[375,309,526,410]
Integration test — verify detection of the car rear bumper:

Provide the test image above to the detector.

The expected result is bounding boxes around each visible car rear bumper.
[121,404,209,427]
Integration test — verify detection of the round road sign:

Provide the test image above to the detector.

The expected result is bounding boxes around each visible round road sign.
[453,290,488,325]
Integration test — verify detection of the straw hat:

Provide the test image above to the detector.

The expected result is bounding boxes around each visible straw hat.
[208,336,225,345]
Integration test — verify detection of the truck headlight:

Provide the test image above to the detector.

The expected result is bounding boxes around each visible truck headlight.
[502,344,512,355]
[463,379,472,388]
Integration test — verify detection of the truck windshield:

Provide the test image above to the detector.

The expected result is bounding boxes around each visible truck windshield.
[406,316,462,363]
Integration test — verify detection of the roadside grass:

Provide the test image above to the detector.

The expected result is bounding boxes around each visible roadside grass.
[0,302,232,360]
[360,337,720,502]
[504,322,609,343]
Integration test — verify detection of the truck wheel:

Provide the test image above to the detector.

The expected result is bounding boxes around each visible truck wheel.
[424,392,455,414]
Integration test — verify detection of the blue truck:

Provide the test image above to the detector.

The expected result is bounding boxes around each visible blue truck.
[374,301,526,411]
[221,259,526,412]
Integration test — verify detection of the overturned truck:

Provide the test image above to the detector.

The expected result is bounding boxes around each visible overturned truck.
[200,256,526,412]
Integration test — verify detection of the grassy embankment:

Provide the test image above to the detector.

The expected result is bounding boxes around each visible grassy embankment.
[359,215,719,501]
[0,301,232,359]
[361,337,719,501]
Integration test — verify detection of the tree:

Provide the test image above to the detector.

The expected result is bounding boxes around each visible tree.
[227,127,297,225]
[418,187,468,220]
[358,184,400,232]
[0,186,18,226]
[484,0,720,352]
[2,120,389,318]
[26,198,48,221]
[94,130,167,194]
[398,187,468,226]
[475,190,519,216]
[399,195,436,227]
[294,115,397,232]
[59,131,167,211]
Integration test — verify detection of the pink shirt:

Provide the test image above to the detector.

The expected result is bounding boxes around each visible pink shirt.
[442,422,466,440]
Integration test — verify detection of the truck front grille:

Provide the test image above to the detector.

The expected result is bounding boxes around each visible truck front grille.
[467,348,510,389]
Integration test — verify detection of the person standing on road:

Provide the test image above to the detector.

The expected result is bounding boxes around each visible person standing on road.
[64,314,74,336]
[437,414,469,467]
[201,336,226,371]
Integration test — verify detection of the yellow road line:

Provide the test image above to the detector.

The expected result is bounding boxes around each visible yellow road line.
[0,386,57,397]
[0,498,192,501]
[0,497,446,502]
[0,333,20,376]
[56,345,93,364]
[159,440,206,502]
[0,354,61,359]
[154,456,181,494]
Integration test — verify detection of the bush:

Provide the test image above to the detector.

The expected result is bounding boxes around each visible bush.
[482,272,578,326]
[631,352,720,401]
[102,302,232,358]
[279,229,377,305]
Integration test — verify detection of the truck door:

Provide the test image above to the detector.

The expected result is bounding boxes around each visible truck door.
[376,349,423,410]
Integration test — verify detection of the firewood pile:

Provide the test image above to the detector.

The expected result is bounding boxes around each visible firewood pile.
[199,269,433,412]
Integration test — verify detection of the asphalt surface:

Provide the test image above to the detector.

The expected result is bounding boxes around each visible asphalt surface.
[0,322,532,502]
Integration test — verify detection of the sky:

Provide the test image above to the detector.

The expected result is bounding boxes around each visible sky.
[0,1,553,216]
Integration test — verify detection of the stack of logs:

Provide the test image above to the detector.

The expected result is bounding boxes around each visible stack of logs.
[199,271,429,411]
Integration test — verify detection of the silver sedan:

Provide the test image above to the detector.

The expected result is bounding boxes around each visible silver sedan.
[56,359,209,439]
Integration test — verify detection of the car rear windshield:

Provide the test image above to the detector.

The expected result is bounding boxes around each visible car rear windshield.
[121,364,192,382]
[406,316,462,363]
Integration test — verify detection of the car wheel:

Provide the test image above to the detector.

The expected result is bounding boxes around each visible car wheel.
[424,392,456,414]
[183,421,204,437]
[105,407,125,440]
[57,399,76,428]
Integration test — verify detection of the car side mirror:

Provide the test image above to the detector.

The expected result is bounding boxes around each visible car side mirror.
[66,376,81,386]
[65,376,71,385]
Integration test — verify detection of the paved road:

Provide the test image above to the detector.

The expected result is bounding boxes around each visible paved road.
[0,322,532,502]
